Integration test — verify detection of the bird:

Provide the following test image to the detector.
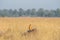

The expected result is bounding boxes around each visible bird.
[22,24,37,36]
[28,24,32,31]
[28,24,36,33]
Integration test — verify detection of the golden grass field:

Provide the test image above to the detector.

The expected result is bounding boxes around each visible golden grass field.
[0,17,60,40]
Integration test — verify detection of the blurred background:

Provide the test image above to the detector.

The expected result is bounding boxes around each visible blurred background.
[0,0,60,17]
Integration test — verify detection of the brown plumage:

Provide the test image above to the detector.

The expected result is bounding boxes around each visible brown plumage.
[29,24,32,31]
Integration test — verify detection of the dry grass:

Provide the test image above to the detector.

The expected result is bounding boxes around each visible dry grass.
[0,17,60,40]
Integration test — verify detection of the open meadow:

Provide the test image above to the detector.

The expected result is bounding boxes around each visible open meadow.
[0,17,60,40]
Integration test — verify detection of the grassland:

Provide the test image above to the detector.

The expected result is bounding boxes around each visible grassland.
[0,17,60,40]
